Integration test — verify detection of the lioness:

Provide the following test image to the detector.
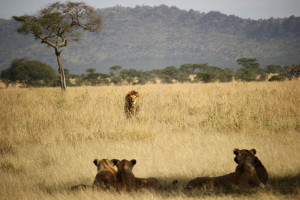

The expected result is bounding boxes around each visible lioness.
[185,155,264,190]
[93,159,117,190]
[233,148,268,184]
[124,90,140,118]
[113,159,137,192]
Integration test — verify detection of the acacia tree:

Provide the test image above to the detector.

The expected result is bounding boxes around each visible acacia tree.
[13,1,102,90]
[235,58,266,81]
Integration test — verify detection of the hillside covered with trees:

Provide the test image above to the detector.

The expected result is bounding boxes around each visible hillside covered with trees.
[0,5,300,74]
[1,57,299,88]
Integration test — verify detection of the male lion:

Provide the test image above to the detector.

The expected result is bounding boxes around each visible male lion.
[124,90,140,118]
[93,158,117,190]
[185,154,264,190]
[113,159,137,192]
[233,148,268,184]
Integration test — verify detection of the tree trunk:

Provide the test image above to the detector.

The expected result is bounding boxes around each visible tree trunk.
[55,49,66,91]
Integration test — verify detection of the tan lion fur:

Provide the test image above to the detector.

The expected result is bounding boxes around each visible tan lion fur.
[113,159,137,192]
[93,159,117,190]
[185,154,264,190]
[124,90,140,118]
[233,148,268,184]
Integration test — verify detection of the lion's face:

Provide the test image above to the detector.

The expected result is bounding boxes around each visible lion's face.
[128,94,138,106]
[233,148,257,165]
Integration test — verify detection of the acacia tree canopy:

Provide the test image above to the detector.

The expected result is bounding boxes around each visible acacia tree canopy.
[12,1,102,90]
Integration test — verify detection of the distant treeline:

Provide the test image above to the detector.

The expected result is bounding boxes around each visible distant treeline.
[1,57,299,87]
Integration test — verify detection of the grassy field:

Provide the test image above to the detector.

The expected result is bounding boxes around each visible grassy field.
[0,80,300,199]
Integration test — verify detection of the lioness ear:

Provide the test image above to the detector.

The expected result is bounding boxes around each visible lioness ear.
[112,159,119,166]
[233,148,240,155]
[131,159,136,166]
[250,149,257,155]
[109,159,115,166]
[253,157,258,164]
[93,159,100,166]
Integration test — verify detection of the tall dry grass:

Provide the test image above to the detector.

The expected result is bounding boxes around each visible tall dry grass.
[0,80,300,199]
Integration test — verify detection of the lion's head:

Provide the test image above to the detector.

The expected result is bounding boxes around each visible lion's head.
[233,148,268,184]
[233,148,257,165]
[126,91,139,107]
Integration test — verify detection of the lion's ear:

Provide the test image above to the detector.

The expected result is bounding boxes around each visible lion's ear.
[109,159,115,166]
[112,159,119,166]
[93,159,100,166]
[233,148,240,155]
[131,159,136,166]
[253,157,259,164]
[250,149,257,155]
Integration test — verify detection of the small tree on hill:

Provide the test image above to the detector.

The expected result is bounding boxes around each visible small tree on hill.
[235,58,266,81]
[13,2,102,91]
[218,68,234,82]
[195,72,217,83]
[109,65,122,76]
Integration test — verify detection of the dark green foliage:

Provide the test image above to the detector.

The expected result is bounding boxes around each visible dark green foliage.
[235,58,267,81]
[158,66,190,83]
[193,64,225,83]
[179,64,194,75]
[0,58,57,87]
[268,75,285,81]
[111,76,122,85]
[109,65,122,76]
[236,58,259,69]
[120,69,141,79]
[265,65,283,73]
[235,67,257,81]
[84,68,110,85]
[195,72,217,83]
[217,68,234,82]
[280,64,300,80]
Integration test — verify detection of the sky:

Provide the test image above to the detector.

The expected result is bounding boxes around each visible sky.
[0,0,300,20]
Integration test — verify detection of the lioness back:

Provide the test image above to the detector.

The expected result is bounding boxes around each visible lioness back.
[185,152,264,191]
[93,159,117,190]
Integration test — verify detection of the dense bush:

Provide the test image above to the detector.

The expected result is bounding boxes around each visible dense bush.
[0,58,58,87]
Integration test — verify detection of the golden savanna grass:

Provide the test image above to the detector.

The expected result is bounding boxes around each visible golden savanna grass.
[0,80,300,199]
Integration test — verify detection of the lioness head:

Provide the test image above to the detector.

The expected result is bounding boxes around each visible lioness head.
[234,148,269,185]
[112,159,136,172]
[93,159,117,173]
[241,155,259,170]
[233,148,257,165]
